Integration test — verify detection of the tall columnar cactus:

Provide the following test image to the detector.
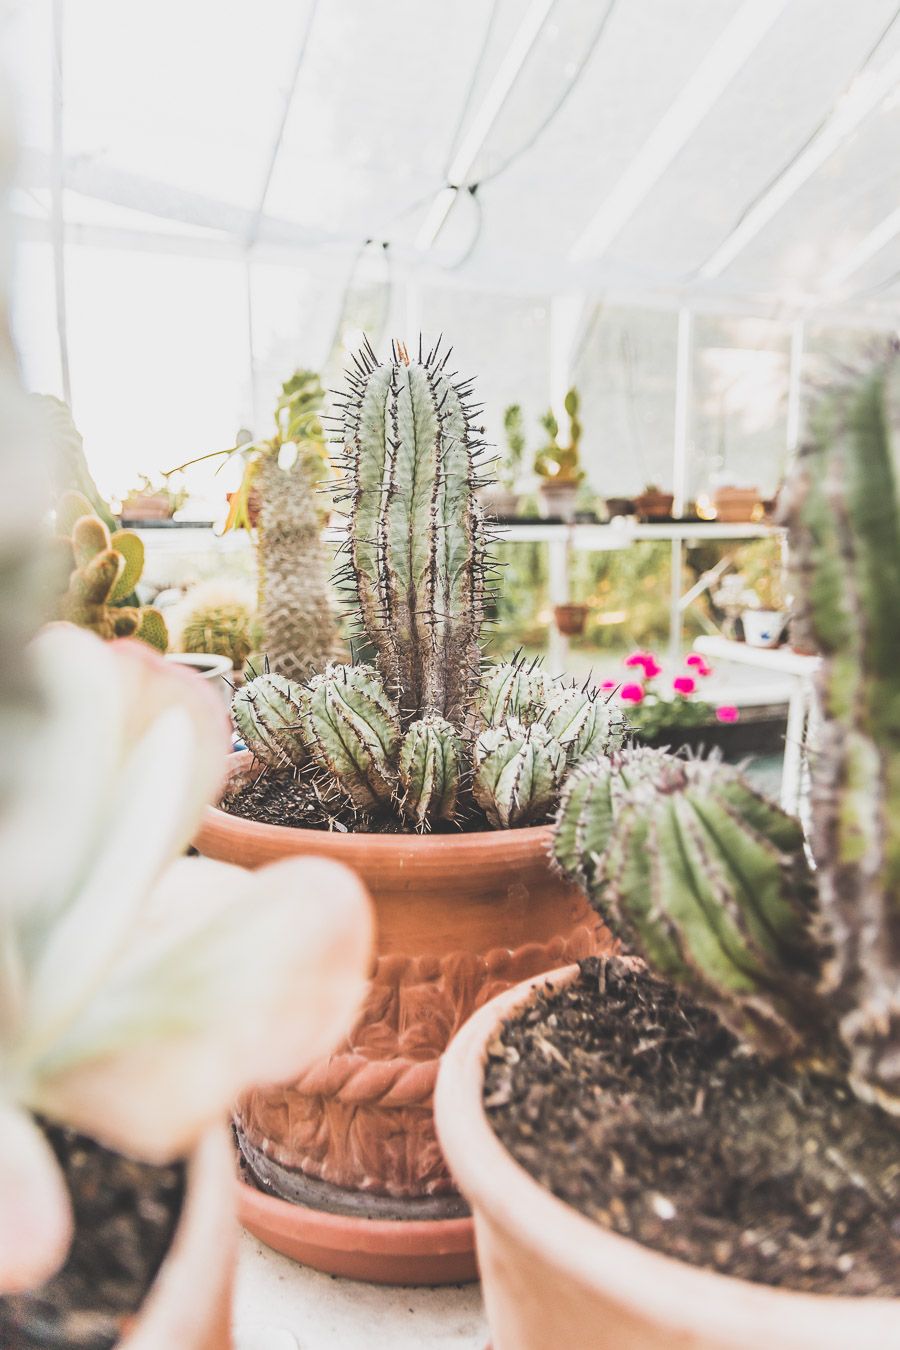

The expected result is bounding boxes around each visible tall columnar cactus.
[231,340,625,831]
[334,337,488,727]
[55,493,168,651]
[777,349,900,1111]
[555,752,829,1060]
[255,370,344,682]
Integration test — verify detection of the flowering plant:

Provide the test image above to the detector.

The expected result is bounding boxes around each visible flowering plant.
[616,649,739,739]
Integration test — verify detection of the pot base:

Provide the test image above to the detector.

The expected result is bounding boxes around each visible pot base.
[237,1177,477,1286]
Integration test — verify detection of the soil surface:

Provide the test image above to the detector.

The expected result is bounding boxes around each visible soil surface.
[485,958,900,1296]
[221,766,543,834]
[0,1121,185,1349]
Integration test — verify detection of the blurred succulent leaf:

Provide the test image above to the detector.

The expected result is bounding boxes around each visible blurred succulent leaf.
[0,1106,73,1293]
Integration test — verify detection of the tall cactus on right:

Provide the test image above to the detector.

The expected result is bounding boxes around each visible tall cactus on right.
[777,349,900,1111]
[552,350,900,1118]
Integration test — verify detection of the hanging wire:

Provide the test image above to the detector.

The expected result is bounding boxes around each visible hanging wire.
[690,2,900,283]
[473,0,618,189]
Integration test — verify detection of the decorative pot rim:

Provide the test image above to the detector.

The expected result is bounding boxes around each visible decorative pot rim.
[202,751,556,857]
[435,962,899,1340]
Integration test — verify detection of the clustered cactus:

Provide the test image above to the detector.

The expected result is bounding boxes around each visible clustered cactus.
[552,349,900,1118]
[54,491,168,651]
[234,339,624,829]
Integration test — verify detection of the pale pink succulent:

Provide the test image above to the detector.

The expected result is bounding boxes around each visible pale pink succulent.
[0,626,373,1294]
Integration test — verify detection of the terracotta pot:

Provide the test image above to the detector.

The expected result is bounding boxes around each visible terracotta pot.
[120,1129,235,1349]
[538,480,579,522]
[553,603,588,637]
[121,493,173,521]
[194,753,607,1283]
[713,485,761,523]
[634,490,674,521]
[435,964,900,1349]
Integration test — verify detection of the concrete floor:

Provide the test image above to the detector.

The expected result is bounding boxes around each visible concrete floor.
[232,1231,487,1350]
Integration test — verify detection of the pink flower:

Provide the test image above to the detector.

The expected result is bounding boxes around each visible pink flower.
[685,653,712,677]
[625,650,662,678]
[600,679,617,692]
[620,683,645,704]
[673,675,696,696]
[716,704,740,723]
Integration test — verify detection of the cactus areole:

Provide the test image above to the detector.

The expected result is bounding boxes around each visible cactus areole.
[228,339,625,833]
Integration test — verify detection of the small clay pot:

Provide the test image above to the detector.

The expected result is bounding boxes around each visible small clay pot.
[435,964,900,1350]
[553,603,588,637]
[634,490,674,521]
[538,481,579,523]
[121,1129,235,1350]
[194,753,607,1284]
[713,485,761,523]
[121,493,173,522]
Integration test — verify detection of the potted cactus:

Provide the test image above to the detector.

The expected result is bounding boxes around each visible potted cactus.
[194,339,622,1283]
[634,482,675,521]
[435,353,900,1347]
[479,403,525,519]
[53,491,168,651]
[534,388,585,522]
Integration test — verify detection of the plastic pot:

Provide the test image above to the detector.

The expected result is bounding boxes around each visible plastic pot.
[742,609,786,648]
[538,481,579,522]
[193,753,607,1284]
[435,964,900,1349]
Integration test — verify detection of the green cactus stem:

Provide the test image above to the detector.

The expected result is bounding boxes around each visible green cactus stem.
[398,714,463,827]
[473,719,566,829]
[778,351,900,1110]
[300,663,401,810]
[233,673,308,771]
[552,746,672,891]
[479,656,549,729]
[58,509,167,649]
[557,752,831,1061]
[541,683,626,766]
[334,337,490,726]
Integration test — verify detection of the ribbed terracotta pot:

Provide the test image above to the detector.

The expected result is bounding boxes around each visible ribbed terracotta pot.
[120,1129,235,1350]
[194,752,607,1284]
[435,964,900,1350]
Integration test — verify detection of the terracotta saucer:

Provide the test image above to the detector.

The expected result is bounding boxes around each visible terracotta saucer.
[237,1177,478,1286]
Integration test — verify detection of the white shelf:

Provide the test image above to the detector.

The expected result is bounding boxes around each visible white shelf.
[694,636,819,677]
[497,520,779,547]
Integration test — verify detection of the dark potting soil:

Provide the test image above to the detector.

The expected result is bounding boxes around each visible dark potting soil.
[0,1122,185,1349]
[221,767,542,834]
[485,958,900,1297]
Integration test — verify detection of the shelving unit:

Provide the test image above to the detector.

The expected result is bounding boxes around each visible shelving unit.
[497,520,781,670]
[136,519,780,672]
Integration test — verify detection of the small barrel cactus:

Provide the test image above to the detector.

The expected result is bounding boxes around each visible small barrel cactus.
[555,753,828,1060]
[541,683,626,766]
[233,673,307,771]
[300,663,401,809]
[176,582,257,671]
[398,714,463,826]
[474,719,566,829]
[479,656,549,728]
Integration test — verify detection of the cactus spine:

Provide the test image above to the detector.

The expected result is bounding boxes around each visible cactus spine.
[778,350,900,1110]
[336,338,487,726]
